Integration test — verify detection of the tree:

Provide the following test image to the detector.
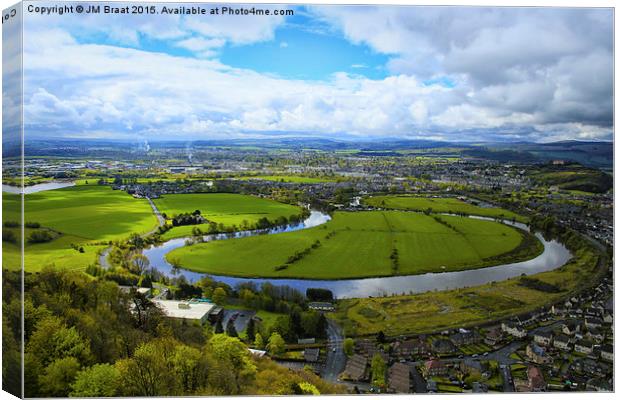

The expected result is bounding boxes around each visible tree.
[254,333,264,349]
[131,254,150,275]
[343,338,355,356]
[226,319,238,337]
[246,318,256,343]
[207,334,257,394]
[267,332,285,356]
[38,357,81,397]
[70,363,120,397]
[370,354,386,387]
[212,287,227,305]
[376,330,386,343]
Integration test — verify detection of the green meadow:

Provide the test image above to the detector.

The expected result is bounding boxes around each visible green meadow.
[2,185,158,271]
[167,211,538,279]
[153,193,303,239]
[364,195,527,222]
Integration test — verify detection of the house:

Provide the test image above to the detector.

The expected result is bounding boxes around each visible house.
[152,299,218,325]
[342,354,368,381]
[553,334,572,351]
[585,378,612,392]
[472,382,489,393]
[450,330,481,346]
[432,339,457,354]
[484,327,504,346]
[526,343,552,364]
[600,344,613,362]
[388,363,411,393]
[460,359,485,375]
[527,365,546,392]
[574,340,594,355]
[308,302,335,312]
[395,339,430,358]
[585,317,603,330]
[533,331,553,347]
[501,322,527,338]
[303,348,320,363]
[562,322,581,336]
[602,312,613,324]
[586,328,604,343]
[423,359,448,377]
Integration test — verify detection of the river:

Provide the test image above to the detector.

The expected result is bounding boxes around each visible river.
[2,181,75,194]
[142,211,571,299]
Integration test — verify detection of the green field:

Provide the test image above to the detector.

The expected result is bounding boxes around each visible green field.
[167,211,539,279]
[364,195,526,222]
[153,193,303,239]
[2,185,158,271]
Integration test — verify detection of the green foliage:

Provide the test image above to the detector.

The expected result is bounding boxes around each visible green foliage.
[212,287,227,305]
[70,363,120,397]
[267,332,286,356]
[27,229,54,244]
[253,333,264,349]
[38,357,81,397]
[343,338,355,356]
[370,353,387,387]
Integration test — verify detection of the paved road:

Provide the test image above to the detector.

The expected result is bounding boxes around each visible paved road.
[500,364,515,392]
[322,320,347,382]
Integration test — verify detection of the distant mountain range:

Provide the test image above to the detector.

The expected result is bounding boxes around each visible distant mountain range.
[4,137,613,170]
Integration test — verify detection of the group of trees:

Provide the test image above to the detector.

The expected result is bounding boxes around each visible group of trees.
[171,210,205,226]
[2,268,344,397]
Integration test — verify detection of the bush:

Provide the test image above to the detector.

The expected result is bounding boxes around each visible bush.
[3,221,19,228]
[27,230,54,244]
[2,229,17,243]
[25,222,41,229]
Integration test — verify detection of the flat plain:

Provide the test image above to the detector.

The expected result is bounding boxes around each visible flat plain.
[167,210,538,279]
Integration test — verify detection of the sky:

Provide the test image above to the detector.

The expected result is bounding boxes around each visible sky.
[6,2,614,143]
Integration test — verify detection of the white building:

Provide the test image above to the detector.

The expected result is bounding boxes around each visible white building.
[153,300,217,325]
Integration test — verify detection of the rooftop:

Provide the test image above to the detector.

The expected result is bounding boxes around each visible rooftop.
[152,299,216,320]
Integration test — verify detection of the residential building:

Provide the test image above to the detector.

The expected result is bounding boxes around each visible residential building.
[526,343,552,364]
[388,363,411,393]
[533,331,553,347]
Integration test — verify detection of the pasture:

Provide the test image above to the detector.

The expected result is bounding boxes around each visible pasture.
[167,211,537,279]
[153,193,302,239]
[2,185,158,271]
[363,195,526,222]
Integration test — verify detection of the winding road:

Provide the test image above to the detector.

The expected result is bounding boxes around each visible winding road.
[322,320,347,382]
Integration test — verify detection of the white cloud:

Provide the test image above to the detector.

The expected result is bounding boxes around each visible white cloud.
[17,6,613,143]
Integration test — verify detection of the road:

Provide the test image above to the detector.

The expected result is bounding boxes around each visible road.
[322,320,347,382]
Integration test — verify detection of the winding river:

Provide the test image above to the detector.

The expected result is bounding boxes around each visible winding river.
[143,210,571,299]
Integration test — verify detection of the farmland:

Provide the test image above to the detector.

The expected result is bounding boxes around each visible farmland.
[330,238,601,336]
[2,185,158,271]
[167,210,540,279]
[363,195,526,222]
[153,193,303,239]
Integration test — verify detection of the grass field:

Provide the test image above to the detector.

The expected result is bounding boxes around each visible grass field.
[2,185,158,271]
[167,211,538,279]
[330,242,601,336]
[153,193,302,240]
[364,195,526,222]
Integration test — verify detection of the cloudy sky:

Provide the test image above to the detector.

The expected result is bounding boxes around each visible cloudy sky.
[13,2,614,142]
